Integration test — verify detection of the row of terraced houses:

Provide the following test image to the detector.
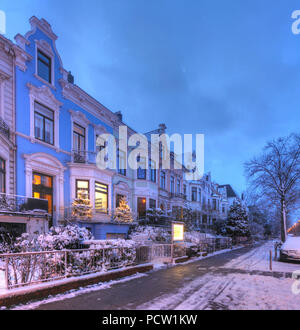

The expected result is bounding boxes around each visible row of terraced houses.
[0,17,241,239]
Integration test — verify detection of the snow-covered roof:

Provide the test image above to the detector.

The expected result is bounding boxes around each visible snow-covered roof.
[281,235,300,251]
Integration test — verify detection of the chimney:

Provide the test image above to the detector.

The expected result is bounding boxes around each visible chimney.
[158,123,167,134]
[115,111,123,122]
[68,71,74,84]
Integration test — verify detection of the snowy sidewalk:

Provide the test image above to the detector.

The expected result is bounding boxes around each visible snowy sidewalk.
[223,241,300,274]
[136,241,300,310]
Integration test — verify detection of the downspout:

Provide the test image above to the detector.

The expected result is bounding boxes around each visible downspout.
[12,47,16,196]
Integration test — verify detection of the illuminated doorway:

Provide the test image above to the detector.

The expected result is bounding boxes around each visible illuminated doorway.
[32,172,53,226]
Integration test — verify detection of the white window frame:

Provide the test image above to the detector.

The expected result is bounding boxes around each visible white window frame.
[27,83,61,150]
[35,39,55,87]
[70,110,90,161]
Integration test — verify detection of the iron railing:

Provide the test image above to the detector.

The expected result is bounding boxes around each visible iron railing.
[63,207,138,223]
[169,192,187,200]
[71,150,98,164]
[0,193,48,216]
[0,117,10,140]
[0,247,137,290]
[0,239,232,291]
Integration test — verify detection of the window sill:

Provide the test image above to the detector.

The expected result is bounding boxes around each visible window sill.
[118,172,127,177]
[34,74,56,90]
[30,136,60,152]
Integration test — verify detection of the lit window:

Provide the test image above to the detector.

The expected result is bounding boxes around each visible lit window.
[95,181,108,213]
[76,180,89,198]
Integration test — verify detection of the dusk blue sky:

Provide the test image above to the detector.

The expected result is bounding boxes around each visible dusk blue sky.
[1,0,300,195]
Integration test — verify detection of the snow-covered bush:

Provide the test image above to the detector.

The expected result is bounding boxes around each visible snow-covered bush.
[184,231,207,245]
[88,239,136,269]
[129,226,171,245]
[0,229,16,253]
[12,225,93,252]
[37,225,93,251]
[144,208,168,225]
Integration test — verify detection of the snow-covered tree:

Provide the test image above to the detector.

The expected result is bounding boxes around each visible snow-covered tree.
[245,133,300,242]
[71,190,92,219]
[224,200,251,238]
[113,197,133,223]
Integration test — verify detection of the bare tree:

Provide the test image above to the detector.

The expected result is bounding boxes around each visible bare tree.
[244,133,300,242]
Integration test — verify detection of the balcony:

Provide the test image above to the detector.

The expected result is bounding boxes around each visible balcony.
[0,117,10,140]
[63,207,138,224]
[71,150,97,164]
[169,192,186,200]
[0,193,49,217]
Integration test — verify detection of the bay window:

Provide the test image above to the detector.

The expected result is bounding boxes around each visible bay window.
[76,180,89,199]
[95,181,108,213]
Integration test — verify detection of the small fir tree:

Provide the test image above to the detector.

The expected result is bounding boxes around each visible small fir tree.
[224,200,251,238]
[72,190,92,219]
[114,197,134,223]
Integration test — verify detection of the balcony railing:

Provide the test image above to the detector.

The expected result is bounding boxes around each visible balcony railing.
[63,207,138,224]
[0,117,10,140]
[0,193,48,216]
[169,192,186,200]
[71,150,98,164]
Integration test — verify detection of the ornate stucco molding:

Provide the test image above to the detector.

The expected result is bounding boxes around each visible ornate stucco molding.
[27,83,62,149]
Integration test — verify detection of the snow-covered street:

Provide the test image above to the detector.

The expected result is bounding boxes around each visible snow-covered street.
[11,241,300,310]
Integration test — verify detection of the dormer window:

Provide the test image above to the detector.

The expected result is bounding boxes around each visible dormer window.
[37,50,52,83]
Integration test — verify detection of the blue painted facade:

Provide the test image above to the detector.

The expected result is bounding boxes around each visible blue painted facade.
[78,222,131,240]
[14,17,129,239]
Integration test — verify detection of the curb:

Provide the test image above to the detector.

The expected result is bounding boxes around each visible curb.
[0,264,153,308]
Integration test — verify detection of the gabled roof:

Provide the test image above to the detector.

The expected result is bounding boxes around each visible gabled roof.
[219,184,238,198]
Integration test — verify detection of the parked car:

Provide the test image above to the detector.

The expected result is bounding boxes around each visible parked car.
[280,235,300,262]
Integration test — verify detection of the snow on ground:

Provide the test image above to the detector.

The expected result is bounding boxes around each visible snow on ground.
[136,272,300,310]
[0,270,5,292]
[135,242,300,310]
[224,241,300,273]
[150,246,243,270]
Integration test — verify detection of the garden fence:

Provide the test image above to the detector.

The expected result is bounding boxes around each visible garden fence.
[0,237,232,291]
[0,246,136,290]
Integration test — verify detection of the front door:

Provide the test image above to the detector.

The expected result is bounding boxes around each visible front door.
[32,172,53,226]
[137,197,146,218]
